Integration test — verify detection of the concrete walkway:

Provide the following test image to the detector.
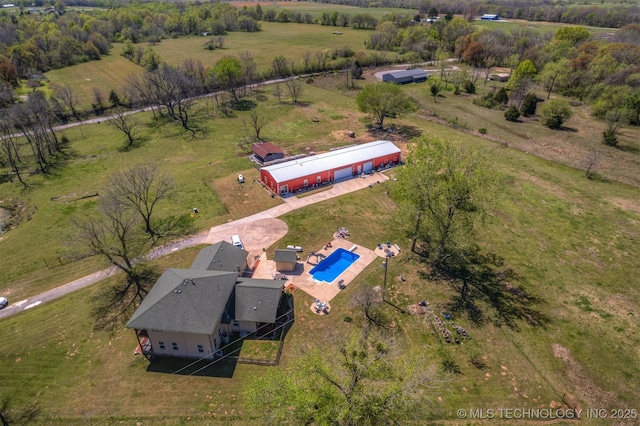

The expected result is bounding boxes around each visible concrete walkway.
[0,172,389,320]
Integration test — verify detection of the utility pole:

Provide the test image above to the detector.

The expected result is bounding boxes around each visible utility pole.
[382,252,391,301]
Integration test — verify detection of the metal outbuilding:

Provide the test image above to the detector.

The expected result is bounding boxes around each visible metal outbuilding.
[260,140,401,196]
[382,69,429,84]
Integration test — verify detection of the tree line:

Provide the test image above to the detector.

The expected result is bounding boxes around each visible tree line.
[316,0,640,28]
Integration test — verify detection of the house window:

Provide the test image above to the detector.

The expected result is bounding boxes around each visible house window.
[303,179,308,187]
[317,176,321,183]
[233,320,240,327]
[172,342,179,351]
[263,176,267,183]
[197,345,204,353]
[159,341,165,349]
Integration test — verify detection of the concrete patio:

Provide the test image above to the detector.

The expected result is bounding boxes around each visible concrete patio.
[250,236,378,302]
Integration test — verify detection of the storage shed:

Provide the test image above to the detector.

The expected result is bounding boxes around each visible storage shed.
[382,69,429,84]
[252,142,285,163]
[260,140,401,196]
[274,249,298,272]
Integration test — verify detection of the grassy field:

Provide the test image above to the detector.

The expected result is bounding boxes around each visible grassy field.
[383,69,640,188]
[148,21,379,74]
[45,54,144,109]
[229,1,417,20]
[472,18,620,37]
[1,132,639,423]
[3,51,640,423]
[0,82,371,301]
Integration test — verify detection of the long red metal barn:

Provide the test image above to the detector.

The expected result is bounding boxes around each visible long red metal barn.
[260,140,401,195]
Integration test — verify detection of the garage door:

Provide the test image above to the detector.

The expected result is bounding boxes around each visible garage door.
[334,167,352,181]
[363,161,373,172]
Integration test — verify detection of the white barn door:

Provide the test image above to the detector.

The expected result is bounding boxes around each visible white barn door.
[333,167,352,181]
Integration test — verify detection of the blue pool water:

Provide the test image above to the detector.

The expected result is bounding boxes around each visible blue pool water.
[309,248,360,283]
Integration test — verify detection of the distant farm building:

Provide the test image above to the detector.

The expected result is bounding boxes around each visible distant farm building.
[260,140,401,196]
[480,14,500,20]
[252,142,285,164]
[382,69,429,84]
[489,73,510,82]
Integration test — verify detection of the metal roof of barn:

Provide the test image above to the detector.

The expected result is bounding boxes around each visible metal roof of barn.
[385,69,429,79]
[251,142,284,159]
[262,140,400,183]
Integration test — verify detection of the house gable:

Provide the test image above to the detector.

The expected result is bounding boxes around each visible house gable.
[190,241,248,273]
[126,268,239,335]
[234,278,284,323]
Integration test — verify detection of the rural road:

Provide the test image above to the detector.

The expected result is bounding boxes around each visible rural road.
[0,172,389,320]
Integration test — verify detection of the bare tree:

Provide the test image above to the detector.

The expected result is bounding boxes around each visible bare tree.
[246,109,267,141]
[584,148,600,179]
[144,65,201,134]
[351,284,388,328]
[92,87,105,115]
[52,84,80,120]
[103,165,174,236]
[0,113,26,187]
[72,195,157,330]
[125,72,155,115]
[302,51,312,72]
[179,58,209,92]
[273,83,283,103]
[9,92,64,174]
[239,51,258,96]
[285,78,303,103]
[109,109,142,150]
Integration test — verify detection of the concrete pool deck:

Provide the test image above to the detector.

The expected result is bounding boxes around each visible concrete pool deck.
[251,237,378,302]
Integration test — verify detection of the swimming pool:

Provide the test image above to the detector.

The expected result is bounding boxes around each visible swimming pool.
[309,248,360,283]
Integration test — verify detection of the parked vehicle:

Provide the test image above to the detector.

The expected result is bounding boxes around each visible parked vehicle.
[230,234,244,249]
[0,297,8,309]
[238,174,244,183]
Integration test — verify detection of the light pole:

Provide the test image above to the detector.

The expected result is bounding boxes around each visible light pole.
[382,252,391,301]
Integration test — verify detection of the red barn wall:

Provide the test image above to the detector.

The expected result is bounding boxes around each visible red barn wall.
[260,152,401,195]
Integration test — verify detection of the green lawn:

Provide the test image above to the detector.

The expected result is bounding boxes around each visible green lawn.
[149,21,377,73]
[1,70,640,423]
[472,18,619,37]
[2,144,638,423]
[45,53,144,109]
[0,82,371,301]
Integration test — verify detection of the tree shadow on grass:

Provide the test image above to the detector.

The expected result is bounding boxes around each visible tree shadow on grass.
[617,144,640,154]
[393,124,422,139]
[424,248,549,330]
[231,99,257,111]
[117,135,151,152]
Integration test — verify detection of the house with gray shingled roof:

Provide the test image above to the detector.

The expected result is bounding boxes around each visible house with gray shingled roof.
[127,241,284,360]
